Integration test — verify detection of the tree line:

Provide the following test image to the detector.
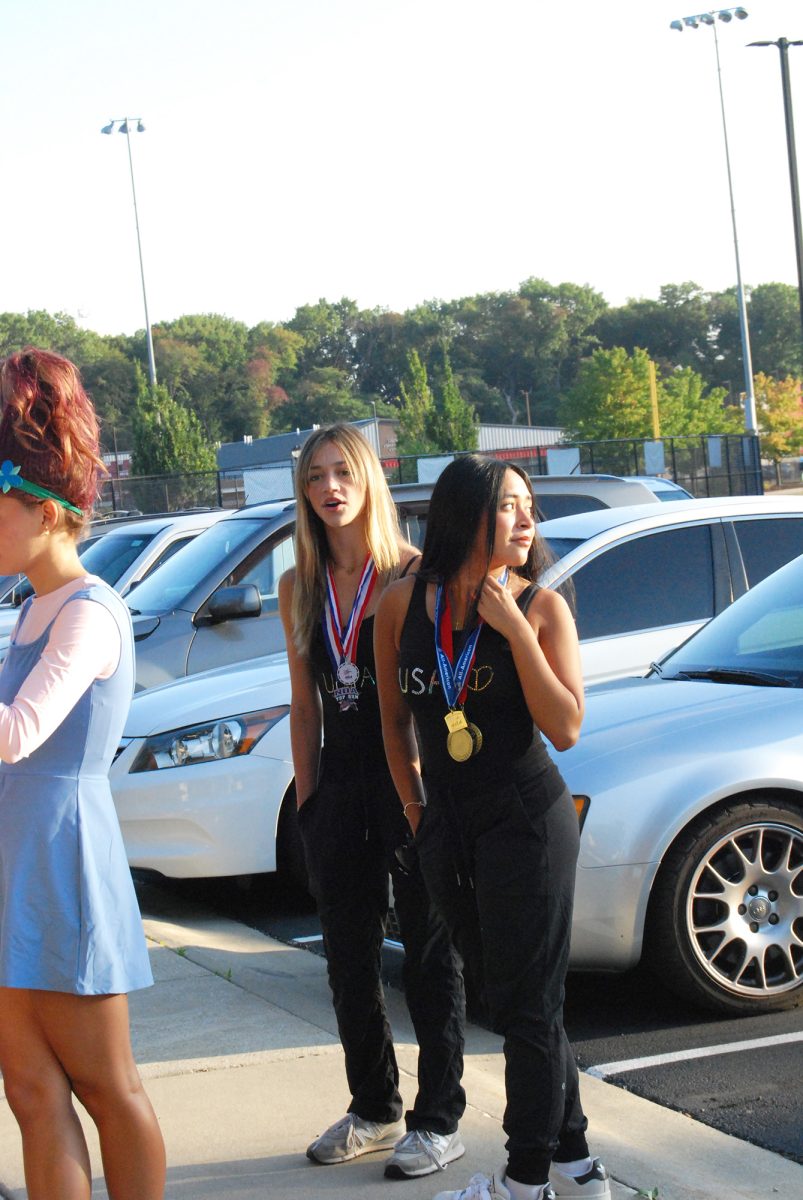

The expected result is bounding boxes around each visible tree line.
[1,277,801,474]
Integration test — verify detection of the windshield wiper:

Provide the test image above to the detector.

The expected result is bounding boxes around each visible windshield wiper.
[665,667,793,688]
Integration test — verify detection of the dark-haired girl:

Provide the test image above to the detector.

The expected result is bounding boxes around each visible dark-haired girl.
[0,349,165,1199]
[375,455,610,1200]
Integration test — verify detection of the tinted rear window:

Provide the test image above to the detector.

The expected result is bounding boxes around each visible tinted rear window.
[535,494,609,520]
[733,517,803,587]
[569,524,715,640]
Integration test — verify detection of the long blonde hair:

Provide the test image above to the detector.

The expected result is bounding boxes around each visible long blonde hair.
[291,424,404,655]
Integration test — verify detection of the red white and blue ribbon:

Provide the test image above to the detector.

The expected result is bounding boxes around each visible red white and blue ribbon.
[434,569,508,709]
[322,556,378,709]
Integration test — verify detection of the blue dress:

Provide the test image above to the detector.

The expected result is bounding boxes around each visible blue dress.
[0,581,153,995]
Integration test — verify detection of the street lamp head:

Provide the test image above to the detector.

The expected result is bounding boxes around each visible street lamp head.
[683,16,699,28]
[118,121,129,134]
[700,13,715,24]
[101,121,115,134]
[718,9,732,20]
[136,120,146,133]
[670,18,684,31]
[733,7,748,19]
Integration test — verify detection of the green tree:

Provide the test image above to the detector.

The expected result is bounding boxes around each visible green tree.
[748,284,803,380]
[593,283,718,381]
[429,351,478,452]
[273,366,371,431]
[286,298,361,378]
[131,369,216,476]
[560,347,738,441]
[659,367,740,436]
[559,347,655,440]
[754,372,803,464]
[397,351,438,456]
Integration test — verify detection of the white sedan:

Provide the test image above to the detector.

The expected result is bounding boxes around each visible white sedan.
[112,654,297,880]
[111,552,803,1015]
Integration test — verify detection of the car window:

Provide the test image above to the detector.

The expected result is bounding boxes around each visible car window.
[127,518,267,613]
[732,517,803,587]
[536,495,609,520]
[543,536,586,560]
[569,524,715,640]
[137,535,196,582]
[228,532,296,612]
[79,531,158,586]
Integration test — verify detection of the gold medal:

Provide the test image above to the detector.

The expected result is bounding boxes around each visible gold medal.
[447,726,476,761]
[467,723,483,754]
[444,709,469,734]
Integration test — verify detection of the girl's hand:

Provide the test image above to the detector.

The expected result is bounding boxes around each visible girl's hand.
[476,573,526,639]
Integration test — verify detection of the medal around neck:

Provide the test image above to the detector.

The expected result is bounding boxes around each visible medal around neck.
[444,708,482,762]
[322,557,377,711]
[435,580,503,763]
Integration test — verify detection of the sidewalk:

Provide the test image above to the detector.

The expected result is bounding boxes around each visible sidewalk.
[1,885,799,1199]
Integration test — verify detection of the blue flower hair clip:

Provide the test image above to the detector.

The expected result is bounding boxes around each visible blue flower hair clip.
[0,460,83,516]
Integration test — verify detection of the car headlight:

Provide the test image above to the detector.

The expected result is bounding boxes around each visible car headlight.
[129,706,289,772]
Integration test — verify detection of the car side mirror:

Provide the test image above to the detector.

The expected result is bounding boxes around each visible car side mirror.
[206,584,262,624]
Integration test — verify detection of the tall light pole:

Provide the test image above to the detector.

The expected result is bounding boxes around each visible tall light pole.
[671,9,758,434]
[100,117,157,388]
[748,38,803,352]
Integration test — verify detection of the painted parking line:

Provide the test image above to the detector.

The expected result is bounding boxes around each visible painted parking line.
[586,1030,803,1079]
[291,934,404,950]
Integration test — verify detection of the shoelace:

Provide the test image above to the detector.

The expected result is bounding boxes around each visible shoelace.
[323,1113,364,1151]
[395,1129,449,1172]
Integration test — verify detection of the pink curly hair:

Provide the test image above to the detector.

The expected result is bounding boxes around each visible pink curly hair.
[0,347,105,523]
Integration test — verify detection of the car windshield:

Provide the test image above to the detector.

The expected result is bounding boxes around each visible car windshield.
[126,518,266,613]
[78,529,159,585]
[657,554,803,688]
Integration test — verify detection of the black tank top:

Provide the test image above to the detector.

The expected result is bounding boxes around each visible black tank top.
[399,575,566,798]
[310,617,384,762]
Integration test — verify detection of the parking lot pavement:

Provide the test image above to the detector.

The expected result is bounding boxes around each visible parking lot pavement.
[1,903,801,1199]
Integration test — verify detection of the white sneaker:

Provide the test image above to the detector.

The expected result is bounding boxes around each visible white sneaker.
[550,1158,611,1198]
[306,1113,404,1164]
[384,1128,466,1178]
[434,1172,556,1200]
[433,1171,512,1200]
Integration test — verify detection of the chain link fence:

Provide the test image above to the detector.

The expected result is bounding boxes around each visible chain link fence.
[97,433,763,516]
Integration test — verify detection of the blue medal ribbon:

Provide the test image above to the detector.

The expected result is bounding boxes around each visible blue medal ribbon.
[434,569,508,709]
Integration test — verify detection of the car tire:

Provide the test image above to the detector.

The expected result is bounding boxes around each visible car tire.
[645,796,803,1015]
[276,783,310,893]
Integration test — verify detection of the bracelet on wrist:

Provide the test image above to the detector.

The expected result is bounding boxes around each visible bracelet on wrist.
[403,799,427,817]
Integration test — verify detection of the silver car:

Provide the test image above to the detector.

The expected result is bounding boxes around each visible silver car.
[539,494,803,684]
[562,551,803,1015]
[0,510,226,642]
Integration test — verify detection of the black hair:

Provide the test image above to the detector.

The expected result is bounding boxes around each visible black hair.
[419,455,556,586]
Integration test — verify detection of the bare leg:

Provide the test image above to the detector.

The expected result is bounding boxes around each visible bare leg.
[0,987,165,1200]
[0,987,92,1199]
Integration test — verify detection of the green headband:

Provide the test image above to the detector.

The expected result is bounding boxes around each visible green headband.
[0,460,83,517]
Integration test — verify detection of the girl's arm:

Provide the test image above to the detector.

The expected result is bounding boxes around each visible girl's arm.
[0,599,121,763]
[477,577,584,751]
[374,577,427,833]
[278,570,323,807]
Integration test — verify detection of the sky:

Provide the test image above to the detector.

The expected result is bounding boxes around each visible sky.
[3,0,803,337]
